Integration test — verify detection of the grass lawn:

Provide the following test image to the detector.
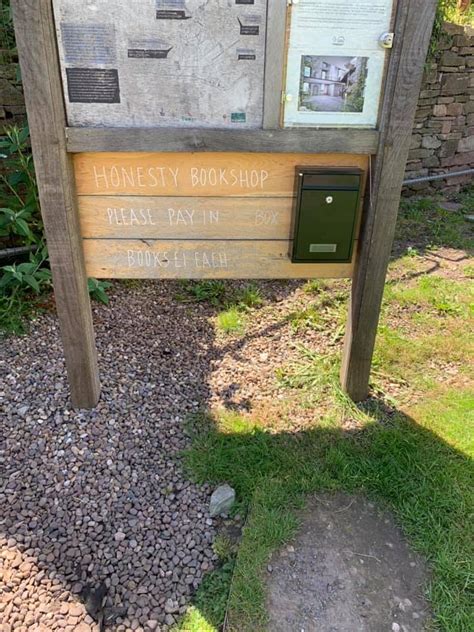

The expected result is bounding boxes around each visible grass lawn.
[177,190,474,632]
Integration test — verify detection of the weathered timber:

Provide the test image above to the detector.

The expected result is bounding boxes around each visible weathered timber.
[11,0,100,408]
[66,128,380,155]
[83,239,356,280]
[73,152,369,197]
[340,0,438,400]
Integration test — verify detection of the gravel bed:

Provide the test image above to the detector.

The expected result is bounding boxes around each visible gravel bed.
[0,281,227,632]
[0,278,344,631]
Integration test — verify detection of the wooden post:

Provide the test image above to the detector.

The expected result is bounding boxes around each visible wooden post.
[341,0,438,401]
[11,0,100,408]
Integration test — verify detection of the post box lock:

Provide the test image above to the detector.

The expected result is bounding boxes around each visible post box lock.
[291,167,362,263]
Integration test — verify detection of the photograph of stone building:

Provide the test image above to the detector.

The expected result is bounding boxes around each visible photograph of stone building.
[299,55,368,113]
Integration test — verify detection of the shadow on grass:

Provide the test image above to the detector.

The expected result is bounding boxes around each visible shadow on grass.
[184,391,473,632]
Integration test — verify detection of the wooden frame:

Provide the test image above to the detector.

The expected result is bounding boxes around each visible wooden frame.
[341,0,438,399]
[11,0,100,408]
[65,127,379,155]
[262,0,288,129]
[11,0,437,407]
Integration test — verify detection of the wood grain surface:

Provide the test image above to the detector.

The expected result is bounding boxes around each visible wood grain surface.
[66,127,379,155]
[83,239,355,279]
[79,196,294,239]
[341,0,438,400]
[11,0,100,408]
[74,152,368,196]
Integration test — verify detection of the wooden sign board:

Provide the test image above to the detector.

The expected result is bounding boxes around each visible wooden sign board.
[11,0,438,408]
[75,152,367,278]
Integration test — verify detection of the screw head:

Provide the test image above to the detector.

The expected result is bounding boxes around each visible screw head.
[326,196,333,204]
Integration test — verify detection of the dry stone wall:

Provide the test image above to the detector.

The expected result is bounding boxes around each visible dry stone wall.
[404,22,474,195]
[0,51,26,130]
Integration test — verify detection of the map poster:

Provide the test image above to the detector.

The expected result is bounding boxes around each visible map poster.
[284,0,395,128]
[52,0,268,129]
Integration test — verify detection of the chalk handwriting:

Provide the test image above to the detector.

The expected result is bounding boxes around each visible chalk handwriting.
[107,207,155,225]
[255,210,279,225]
[127,249,228,269]
[92,165,269,190]
[167,208,220,226]
[94,165,179,190]
[190,167,268,189]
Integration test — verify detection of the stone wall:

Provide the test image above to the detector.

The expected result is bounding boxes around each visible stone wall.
[0,51,26,131]
[404,22,474,195]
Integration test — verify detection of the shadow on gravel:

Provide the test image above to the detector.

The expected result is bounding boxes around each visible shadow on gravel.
[1,281,225,631]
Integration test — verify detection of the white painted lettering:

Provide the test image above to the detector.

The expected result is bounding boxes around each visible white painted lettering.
[93,166,109,190]
[136,167,146,188]
[176,210,187,225]
[110,166,120,188]
[208,168,217,187]
[169,167,179,188]
[219,169,228,185]
[129,209,139,225]
[121,168,135,188]
[120,208,129,225]
[148,167,159,187]
[156,167,166,186]
[239,170,249,188]
[174,251,186,268]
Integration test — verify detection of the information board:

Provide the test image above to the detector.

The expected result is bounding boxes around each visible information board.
[284,0,395,128]
[12,0,439,406]
[53,0,268,129]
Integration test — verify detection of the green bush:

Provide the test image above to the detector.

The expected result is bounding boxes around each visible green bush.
[0,126,110,334]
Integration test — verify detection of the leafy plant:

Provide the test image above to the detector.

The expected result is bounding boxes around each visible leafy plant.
[0,247,51,294]
[0,126,49,333]
[87,278,112,305]
[0,126,41,246]
[0,244,52,334]
[177,280,227,306]
[216,307,244,334]
[233,283,263,310]
[0,125,111,334]
[285,305,324,333]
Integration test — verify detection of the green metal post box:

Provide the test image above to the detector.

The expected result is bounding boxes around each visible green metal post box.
[291,167,362,263]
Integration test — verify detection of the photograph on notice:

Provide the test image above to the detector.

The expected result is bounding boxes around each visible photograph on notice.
[299,55,368,113]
